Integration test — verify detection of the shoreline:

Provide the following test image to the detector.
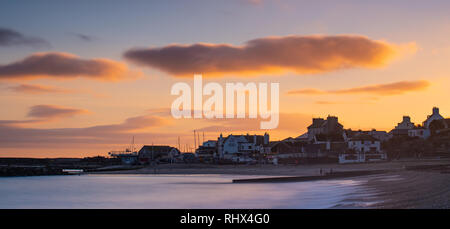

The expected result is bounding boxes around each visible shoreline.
[89,158,450,176]
[362,170,450,209]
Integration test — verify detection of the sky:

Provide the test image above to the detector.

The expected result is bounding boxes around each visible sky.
[1,0,450,157]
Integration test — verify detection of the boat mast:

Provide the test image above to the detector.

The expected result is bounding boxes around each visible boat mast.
[193,130,196,153]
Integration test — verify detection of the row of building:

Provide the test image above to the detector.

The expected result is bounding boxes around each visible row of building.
[196,107,449,164]
[194,116,388,164]
[112,107,450,165]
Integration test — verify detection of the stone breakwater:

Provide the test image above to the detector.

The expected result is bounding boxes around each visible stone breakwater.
[0,166,65,177]
[232,170,385,183]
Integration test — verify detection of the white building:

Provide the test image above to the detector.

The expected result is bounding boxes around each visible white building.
[422,107,444,128]
[408,127,430,139]
[202,140,217,148]
[138,145,180,164]
[339,134,386,164]
[395,116,415,129]
[348,135,381,153]
[391,116,415,136]
[217,133,269,160]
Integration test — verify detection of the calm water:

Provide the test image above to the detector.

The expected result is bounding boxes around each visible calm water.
[0,174,377,208]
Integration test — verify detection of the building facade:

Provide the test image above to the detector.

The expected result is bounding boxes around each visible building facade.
[138,145,180,164]
[339,134,386,164]
[217,133,269,161]
[423,107,444,128]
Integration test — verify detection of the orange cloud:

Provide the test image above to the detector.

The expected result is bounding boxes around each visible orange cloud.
[124,35,412,77]
[0,52,133,81]
[315,101,341,105]
[288,80,430,96]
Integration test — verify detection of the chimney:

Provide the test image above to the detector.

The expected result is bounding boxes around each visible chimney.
[327,116,338,124]
[403,116,411,123]
[433,107,439,115]
[264,132,269,145]
[312,118,324,125]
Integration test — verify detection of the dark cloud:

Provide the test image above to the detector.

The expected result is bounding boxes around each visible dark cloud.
[0,114,172,149]
[124,35,410,77]
[0,28,50,48]
[0,105,89,128]
[196,113,310,132]
[288,80,430,96]
[70,33,95,42]
[27,105,89,119]
[0,119,43,127]
[8,83,71,94]
[0,52,132,81]
[83,115,170,134]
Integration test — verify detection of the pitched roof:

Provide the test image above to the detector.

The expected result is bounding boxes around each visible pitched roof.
[307,119,326,129]
[139,145,177,154]
[296,132,308,139]
[220,134,267,145]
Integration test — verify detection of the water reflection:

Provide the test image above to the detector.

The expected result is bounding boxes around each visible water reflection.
[0,174,373,209]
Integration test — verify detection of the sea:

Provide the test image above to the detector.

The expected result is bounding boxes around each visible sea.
[0,174,381,208]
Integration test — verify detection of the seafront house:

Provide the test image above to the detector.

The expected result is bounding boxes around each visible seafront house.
[299,116,388,164]
[423,107,444,128]
[307,116,346,161]
[138,145,180,164]
[306,116,344,141]
[195,140,217,162]
[266,116,347,164]
[390,107,444,139]
[406,107,444,140]
[391,116,415,137]
[217,133,270,162]
[339,133,386,163]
